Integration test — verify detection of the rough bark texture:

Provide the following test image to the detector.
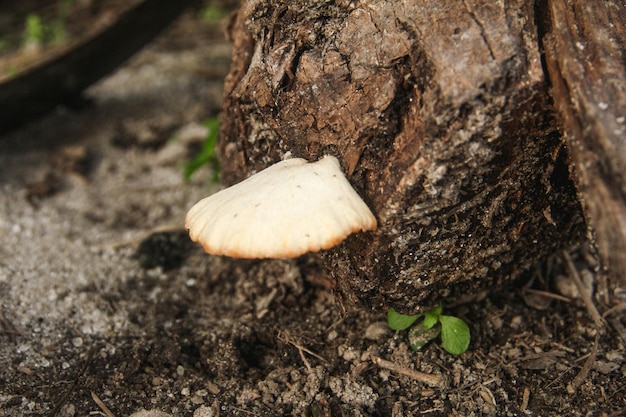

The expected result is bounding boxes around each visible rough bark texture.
[218,0,587,313]
[542,0,626,288]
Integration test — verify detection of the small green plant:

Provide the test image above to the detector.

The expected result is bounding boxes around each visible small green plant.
[183,117,220,181]
[387,304,470,355]
[198,5,228,23]
[22,0,70,50]
[23,14,45,47]
[51,0,72,44]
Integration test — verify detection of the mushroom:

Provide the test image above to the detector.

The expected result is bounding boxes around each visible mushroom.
[185,155,377,258]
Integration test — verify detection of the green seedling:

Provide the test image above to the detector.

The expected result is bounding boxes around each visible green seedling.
[183,117,220,182]
[51,0,72,44]
[22,0,71,50]
[198,5,229,23]
[387,304,470,355]
[23,14,45,47]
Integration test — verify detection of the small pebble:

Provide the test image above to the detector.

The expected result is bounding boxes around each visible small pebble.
[191,395,205,404]
[364,322,389,341]
[193,405,215,417]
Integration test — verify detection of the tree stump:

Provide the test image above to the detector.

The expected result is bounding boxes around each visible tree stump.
[217,0,595,313]
[542,0,626,292]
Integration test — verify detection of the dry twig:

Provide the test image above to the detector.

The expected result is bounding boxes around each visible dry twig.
[370,355,445,388]
[561,251,605,330]
[602,303,626,319]
[278,331,327,373]
[568,334,599,393]
[520,386,531,412]
[47,347,95,417]
[603,303,626,343]
[521,288,572,303]
[91,391,116,417]
[98,224,182,250]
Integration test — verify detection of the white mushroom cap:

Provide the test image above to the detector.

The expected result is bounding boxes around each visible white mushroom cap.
[185,155,377,258]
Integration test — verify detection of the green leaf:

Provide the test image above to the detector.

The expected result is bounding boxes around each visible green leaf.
[183,117,220,181]
[387,307,420,331]
[422,305,442,329]
[198,5,228,23]
[438,315,470,355]
[24,14,45,45]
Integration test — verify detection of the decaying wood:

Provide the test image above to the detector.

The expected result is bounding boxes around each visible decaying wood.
[218,0,589,313]
[542,0,626,290]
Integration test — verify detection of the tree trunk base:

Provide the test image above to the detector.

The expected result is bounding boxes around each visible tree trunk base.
[218,0,593,313]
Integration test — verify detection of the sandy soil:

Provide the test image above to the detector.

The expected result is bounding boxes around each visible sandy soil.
[1,6,625,417]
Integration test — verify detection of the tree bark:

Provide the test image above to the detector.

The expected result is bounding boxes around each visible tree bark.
[218,0,591,313]
[542,0,626,291]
